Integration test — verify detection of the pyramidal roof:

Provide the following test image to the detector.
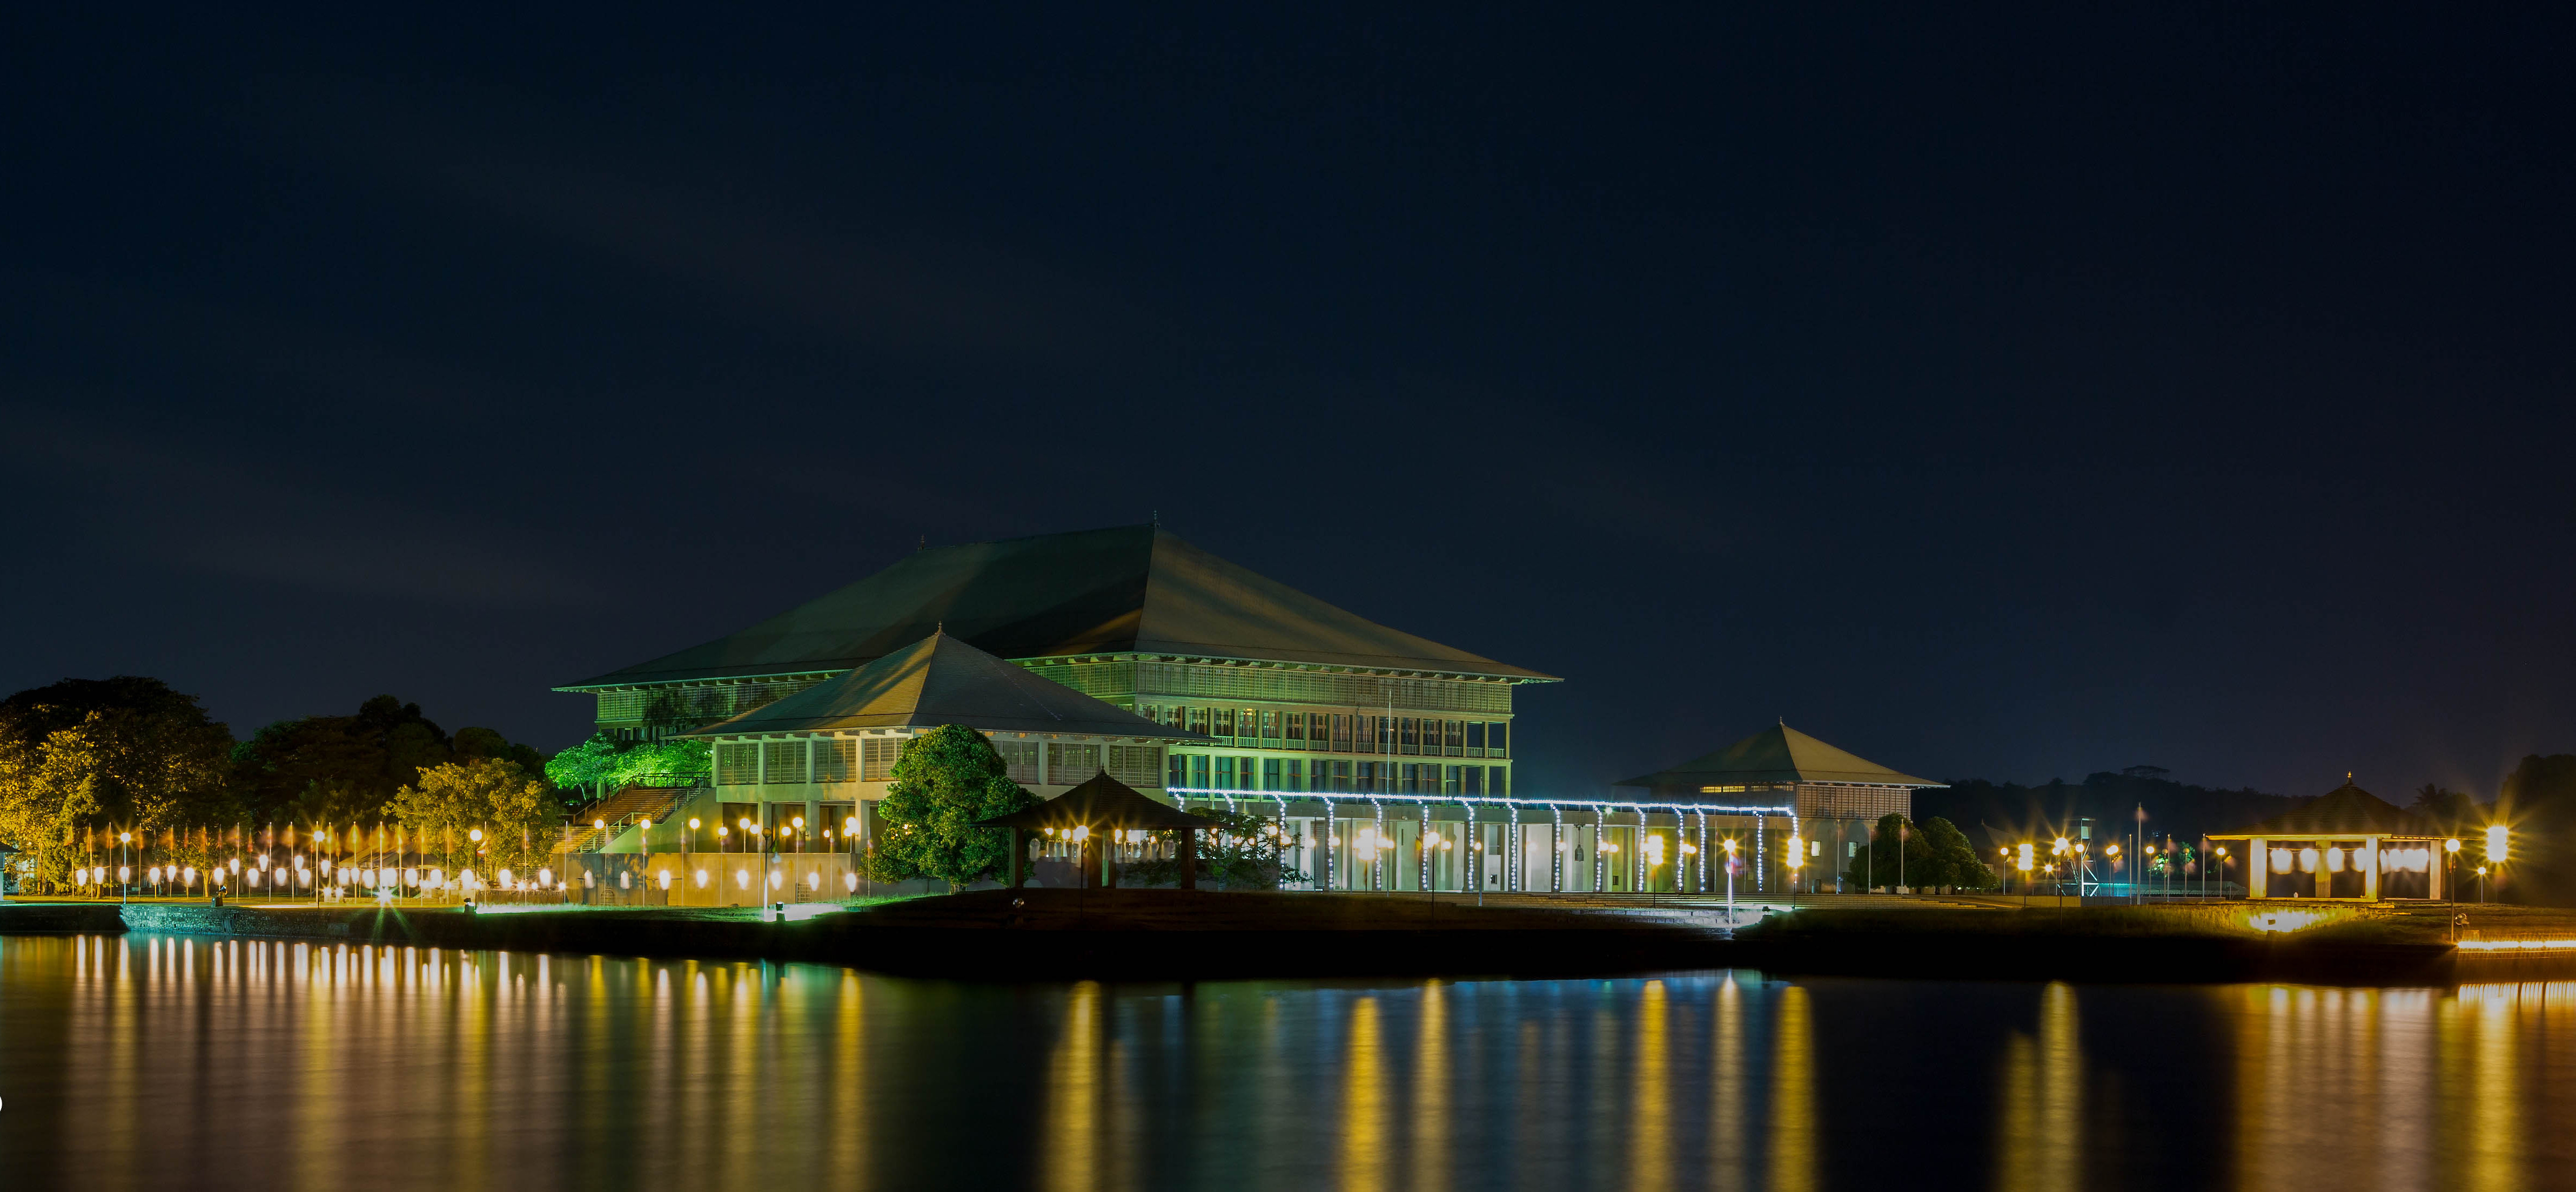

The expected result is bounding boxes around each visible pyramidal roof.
[975,771,1218,831]
[2241,780,2434,836]
[1616,723,1940,790]
[567,524,1552,688]
[681,632,1213,739]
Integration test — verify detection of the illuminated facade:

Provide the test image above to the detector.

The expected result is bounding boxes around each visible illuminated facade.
[1615,723,1947,893]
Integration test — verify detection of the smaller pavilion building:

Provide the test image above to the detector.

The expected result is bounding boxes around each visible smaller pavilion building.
[2209,779,2447,901]
[1617,723,1947,891]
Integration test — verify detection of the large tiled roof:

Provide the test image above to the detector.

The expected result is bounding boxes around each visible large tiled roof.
[1617,723,1940,791]
[566,524,1552,688]
[681,632,1213,740]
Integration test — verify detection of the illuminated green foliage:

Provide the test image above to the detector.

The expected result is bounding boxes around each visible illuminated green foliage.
[864,725,1034,891]
[544,733,710,803]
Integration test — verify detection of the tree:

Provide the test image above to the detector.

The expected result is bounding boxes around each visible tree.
[386,758,562,878]
[230,695,551,824]
[1844,813,1933,891]
[864,726,1035,890]
[1920,816,1998,891]
[1123,805,1309,889]
[0,678,234,892]
[544,733,710,809]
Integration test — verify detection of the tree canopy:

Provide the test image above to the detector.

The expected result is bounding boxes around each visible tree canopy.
[386,758,562,877]
[864,725,1035,891]
[544,733,710,806]
[1842,813,1997,892]
[229,695,547,824]
[0,678,235,890]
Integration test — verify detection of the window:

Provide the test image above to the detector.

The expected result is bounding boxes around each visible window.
[1400,763,1421,794]
[1188,707,1210,736]
[1215,756,1236,789]
[861,737,902,782]
[1331,715,1351,752]
[1285,758,1303,791]
[1048,742,1102,780]
[717,743,760,786]
[1490,767,1507,797]
[1108,744,1163,787]
[1400,717,1420,755]
[1169,753,1189,788]
[994,739,1041,784]
[1354,715,1377,754]
[1263,758,1282,790]
[1242,709,1259,742]
[1329,759,1351,792]
[1213,708,1236,738]
[1283,713,1304,743]
[1446,720,1465,755]
[1445,765,1462,796]
[815,738,857,783]
[1486,722,1508,757]
[764,740,808,785]
[1311,713,1331,750]
[1259,710,1279,741]
[1462,766,1484,796]
[1191,754,1211,789]
[1466,722,1486,756]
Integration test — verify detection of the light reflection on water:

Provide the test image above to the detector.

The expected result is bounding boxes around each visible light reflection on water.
[5,934,2576,1190]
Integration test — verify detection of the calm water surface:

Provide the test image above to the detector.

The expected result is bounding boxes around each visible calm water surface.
[1,933,2571,1190]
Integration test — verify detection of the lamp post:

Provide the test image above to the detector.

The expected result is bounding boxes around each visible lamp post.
[2213,846,2229,901]
[2485,824,2508,904]
[2444,838,2461,901]
[1722,837,1738,925]
[2016,843,2035,908]
[117,832,131,905]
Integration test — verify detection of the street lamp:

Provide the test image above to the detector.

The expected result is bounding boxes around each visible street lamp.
[2445,838,2462,901]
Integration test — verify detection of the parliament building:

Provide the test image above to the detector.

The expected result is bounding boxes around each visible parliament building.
[558,523,1938,897]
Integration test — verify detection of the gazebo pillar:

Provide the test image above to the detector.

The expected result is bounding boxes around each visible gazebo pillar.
[1179,827,1199,890]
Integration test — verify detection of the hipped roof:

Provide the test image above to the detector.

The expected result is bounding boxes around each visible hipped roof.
[567,524,1553,688]
[1617,723,1940,790]
[682,632,1212,740]
[975,771,1219,831]
[2221,781,2435,837]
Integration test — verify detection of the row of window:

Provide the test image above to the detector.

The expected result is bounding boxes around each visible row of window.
[716,737,1164,788]
[1139,707,1509,757]
[1171,755,1510,797]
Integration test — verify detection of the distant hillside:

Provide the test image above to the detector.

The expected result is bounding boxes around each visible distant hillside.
[1915,767,2299,850]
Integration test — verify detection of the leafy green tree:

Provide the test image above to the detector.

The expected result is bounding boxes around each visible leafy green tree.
[0,678,235,892]
[387,758,563,878]
[1920,816,1997,891]
[1843,813,1933,891]
[1122,805,1309,889]
[544,733,711,806]
[864,726,1035,891]
[231,695,547,824]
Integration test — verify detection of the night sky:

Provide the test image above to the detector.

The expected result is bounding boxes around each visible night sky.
[5,8,2572,801]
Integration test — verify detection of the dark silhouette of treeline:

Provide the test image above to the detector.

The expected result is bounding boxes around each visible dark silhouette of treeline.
[1914,765,2297,853]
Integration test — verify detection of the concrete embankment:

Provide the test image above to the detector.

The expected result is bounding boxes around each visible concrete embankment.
[0,891,1739,980]
[6,894,2563,985]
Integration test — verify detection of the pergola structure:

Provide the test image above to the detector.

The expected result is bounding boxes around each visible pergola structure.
[978,772,1220,889]
[2209,779,2447,901]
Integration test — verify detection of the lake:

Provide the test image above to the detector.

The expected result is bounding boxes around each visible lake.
[0,933,2567,1190]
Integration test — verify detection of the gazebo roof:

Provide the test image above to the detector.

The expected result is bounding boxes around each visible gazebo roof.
[974,771,1219,831]
[2221,779,2435,837]
[681,631,1210,740]
[1616,723,1941,791]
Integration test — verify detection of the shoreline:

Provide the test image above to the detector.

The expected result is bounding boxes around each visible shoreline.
[3,892,2567,986]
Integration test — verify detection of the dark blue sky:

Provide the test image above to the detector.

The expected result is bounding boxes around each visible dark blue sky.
[4,6,2572,799]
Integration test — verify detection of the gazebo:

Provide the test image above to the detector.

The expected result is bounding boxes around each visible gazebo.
[2208,778,2447,901]
[976,771,1221,890]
